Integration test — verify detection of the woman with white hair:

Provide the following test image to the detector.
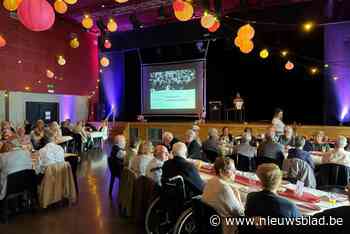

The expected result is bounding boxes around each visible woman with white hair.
[322,136,350,167]
[130,141,154,177]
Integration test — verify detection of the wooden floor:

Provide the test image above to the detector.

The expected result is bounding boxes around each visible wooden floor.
[0,148,141,234]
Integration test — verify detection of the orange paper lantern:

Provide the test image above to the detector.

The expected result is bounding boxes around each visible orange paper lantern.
[237,24,255,40]
[0,35,6,48]
[174,2,193,22]
[54,0,68,14]
[239,40,254,54]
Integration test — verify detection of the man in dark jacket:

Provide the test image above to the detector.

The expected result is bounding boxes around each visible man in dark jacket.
[162,142,204,197]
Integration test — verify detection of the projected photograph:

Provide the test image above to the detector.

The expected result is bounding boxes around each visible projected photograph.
[148,69,196,110]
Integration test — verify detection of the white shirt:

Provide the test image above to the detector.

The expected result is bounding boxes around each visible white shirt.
[130,154,154,177]
[38,142,65,173]
[146,158,164,185]
[272,117,285,134]
[322,148,350,167]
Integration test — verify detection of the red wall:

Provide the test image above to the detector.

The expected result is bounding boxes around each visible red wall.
[0,8,99,96]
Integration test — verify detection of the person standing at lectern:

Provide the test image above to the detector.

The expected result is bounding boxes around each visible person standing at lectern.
[233,93,244,122]
[272,108,285,137]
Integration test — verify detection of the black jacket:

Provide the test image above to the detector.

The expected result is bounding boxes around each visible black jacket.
[187,140,202,160]
[162,156,204,196]
[163,137,180,152]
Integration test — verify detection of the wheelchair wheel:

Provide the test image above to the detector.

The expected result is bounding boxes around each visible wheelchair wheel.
[145,196,173,234]
[173,207,197,234]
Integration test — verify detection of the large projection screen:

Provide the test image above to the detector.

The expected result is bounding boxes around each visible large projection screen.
[142,60,205,116]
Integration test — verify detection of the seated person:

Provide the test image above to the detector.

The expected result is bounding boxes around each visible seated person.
[162,142,205,196]
[16,126,33,151]
[162,131,179,152]
[243,127,258,147]
[202,128,221,154]
[245,163,301,218]
[257,126,284,160]
[288,136,315,170]
[0,121,15,134]
[0,142,33,200]
[48,121,62,141]
[220,127,234,143]
[61,120,74,136]
[236,132,257,158]
[124,138,140,168]
[110,135,126,160]
[185,129,202,160]
[146,145,169,186]
[322,136,350,168]
[278,126,296,147]
[30,120,45,150]
[202,157,244,234]
[37,130,65,174]
[130,141,154,177]
[192,125,202,146]
[312,131,330,152]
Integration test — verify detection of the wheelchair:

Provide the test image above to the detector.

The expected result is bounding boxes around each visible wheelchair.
[145,175,198,234]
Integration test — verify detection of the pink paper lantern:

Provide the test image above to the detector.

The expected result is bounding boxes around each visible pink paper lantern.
[17,0,55,32]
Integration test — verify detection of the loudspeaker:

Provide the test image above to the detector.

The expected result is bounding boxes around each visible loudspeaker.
[208,101,222,121]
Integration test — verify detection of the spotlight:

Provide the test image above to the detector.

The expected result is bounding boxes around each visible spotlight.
[303,21,315,32]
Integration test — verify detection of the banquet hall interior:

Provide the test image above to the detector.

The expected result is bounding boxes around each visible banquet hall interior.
[1,0,350,234]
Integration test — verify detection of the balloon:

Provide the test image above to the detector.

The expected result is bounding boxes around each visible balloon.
[208,21,220,32]
[104,39,111,49]
[100,57,109,67]
[107,18,117,32]
[173,0,185,12]
[17,0,55,32]
[57,55,66,66]
[3,0,22,11]
[174,2,193,22]
[70,37,79,48]
[285,61,294,70]
[46,69,54,78]
[54,0,67,14]
[63,0,77,4]
[239,40,254,54]
[82,15,93,29]
[115,0,128,3]
[260,49,269,59]
[237,24,255,40]
[201,13,216,29]
[234,36,243,47]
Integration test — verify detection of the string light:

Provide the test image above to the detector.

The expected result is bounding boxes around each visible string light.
[310,67,318,75]
[281,50,288,57]
[303,21,315,32]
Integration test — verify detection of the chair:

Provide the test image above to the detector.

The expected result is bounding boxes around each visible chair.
[282,158,316,188]
[203,149,219,163]
[65,155,80,194]
[107,156,123,197]
[118,168,137,217]
[38,162,77,208]
[316,163,350,191]
[256,155,284,169]
[237,154,256,172]
[188,196,221,234]
[0,169,37,223]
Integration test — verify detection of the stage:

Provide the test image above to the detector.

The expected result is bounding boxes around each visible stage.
[118,121,350,142]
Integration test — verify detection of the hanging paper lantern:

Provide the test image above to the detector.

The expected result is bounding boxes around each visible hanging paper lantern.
[285,61,294,70]
[104,39,112,49]
[239,40,254,54]
[200,13,216,29]
[107,18,117,32]
[237,24,255,40]
[46,69,54,78]
[100,56,110,67]
[208,21,220,32]
[69,37,79,48]
[259,49,269,59]
[234,36,243,48]
[63,0,77,5]
[0,35,6,48]
[57,55,66,66]
[54,0,67,14]
[115,0,128,3]
[174,2,193,22]
[17,0,55,32]
[82,15,93,29]
[172,0,185,11]
[3,0,22,11]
